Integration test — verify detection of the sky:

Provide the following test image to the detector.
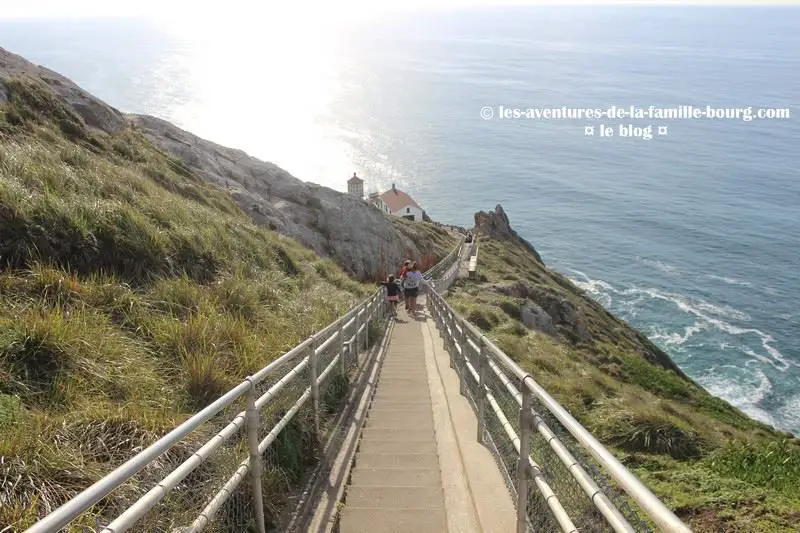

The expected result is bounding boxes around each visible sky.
[2,0,798,21]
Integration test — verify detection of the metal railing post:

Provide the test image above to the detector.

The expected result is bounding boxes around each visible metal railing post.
[366,301,371,350]
[354,310,361,357]
[246,380,267,533]
[447,311,456,370]
[338,318,347,375]
[458,320,468,396]
[476,337,487,444]
[517,385,533,533]
[309,335,320,438]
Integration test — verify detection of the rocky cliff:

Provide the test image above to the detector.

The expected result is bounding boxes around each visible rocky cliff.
[448,206,800,532]
[470,204,685,375]
[129,115,455,280]
[474,204,543,264]
[0,47,456,281]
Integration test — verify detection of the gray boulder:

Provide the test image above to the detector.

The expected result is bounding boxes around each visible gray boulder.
[497,281,592,343]
[519,302,556,334]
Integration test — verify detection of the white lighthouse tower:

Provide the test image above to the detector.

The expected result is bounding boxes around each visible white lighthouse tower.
[347,172,364,198]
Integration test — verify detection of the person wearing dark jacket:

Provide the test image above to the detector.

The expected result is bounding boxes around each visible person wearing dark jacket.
[379,275,402,317]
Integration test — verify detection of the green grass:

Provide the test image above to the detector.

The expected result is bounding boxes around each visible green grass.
[0,76,375,529]
[446,234,800,531]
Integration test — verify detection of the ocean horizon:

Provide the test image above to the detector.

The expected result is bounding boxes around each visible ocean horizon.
[2,4,798,434]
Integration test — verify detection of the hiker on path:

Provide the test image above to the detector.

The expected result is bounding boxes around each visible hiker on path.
[402,262,428,315]
[379,275,401,317]
[398,260,411,310]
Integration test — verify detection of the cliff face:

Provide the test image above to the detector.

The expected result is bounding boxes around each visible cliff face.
[471,204,684,375]
[129,115,454,280]
[474,204,543,264]
[0,47,456,281]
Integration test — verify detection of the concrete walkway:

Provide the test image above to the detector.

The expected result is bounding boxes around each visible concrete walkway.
[340,298,514,533]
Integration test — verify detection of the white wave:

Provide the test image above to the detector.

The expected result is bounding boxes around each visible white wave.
[776,393,800,436]
[703,317,794,372]
[568,269,615,307]
[566,271,792,373]
[692,301,751,322]
[649,321,707,347]
[706,274,754,288]
[697,367,777,427]
[638,257,682,275]
[568,268,616,292]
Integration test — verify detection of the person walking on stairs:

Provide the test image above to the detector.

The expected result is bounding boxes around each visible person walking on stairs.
[378,275,401,317]
[402,262,428,315]
[398,259,411,310]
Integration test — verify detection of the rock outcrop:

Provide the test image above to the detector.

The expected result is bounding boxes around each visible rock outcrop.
[474,204,543,264]
[519,301,556,335]
[498,281,592,343]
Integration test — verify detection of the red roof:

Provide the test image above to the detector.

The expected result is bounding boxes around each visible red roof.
[380,187,421,212]
[348,173,363,184]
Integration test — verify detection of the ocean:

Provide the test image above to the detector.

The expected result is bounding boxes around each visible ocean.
[1,5,798,434]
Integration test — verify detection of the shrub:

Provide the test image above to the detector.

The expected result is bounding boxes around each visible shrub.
[0,307,162,409]
[709,439,800,493]
[0,393,22,428]
[598,410,704,460]
[620,354,692,399]
[467,305,504,331]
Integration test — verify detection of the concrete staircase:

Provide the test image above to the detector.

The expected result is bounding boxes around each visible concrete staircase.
[339,317,447,533]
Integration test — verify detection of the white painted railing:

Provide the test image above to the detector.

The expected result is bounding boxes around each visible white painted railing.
[427,284,692,533]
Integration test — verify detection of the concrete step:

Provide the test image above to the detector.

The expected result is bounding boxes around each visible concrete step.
[368,404,431,415]
[379,368,428,377]
[367,410,432,425]
[382,355,426,363]
[377,381,428,391]
[369,405,433,416]
[373,390,430,403]
[374,387,430,399]
[381,355,425,363]
[384,343,424,350]
[366,416,433,431]
[346,486,444,510]
[379,373,427,381]
[360,428,434,443]
[358,439,437,455]
[369,399,430,410]
[339,508,446,533]
[379,376,428,384]
[350,467,441,487]
[356,452,439,470]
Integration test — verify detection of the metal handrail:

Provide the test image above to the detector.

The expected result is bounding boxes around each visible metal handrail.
[26,241,464,533]
[426,285,692,533]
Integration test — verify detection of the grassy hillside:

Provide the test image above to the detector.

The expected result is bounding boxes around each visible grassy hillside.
[447,235,800,532]
[0,77,383,529]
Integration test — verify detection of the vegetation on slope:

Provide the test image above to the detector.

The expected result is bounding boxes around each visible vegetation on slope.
[389,216,460,273]
[0,77,378,529]
[447,235,800,532]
